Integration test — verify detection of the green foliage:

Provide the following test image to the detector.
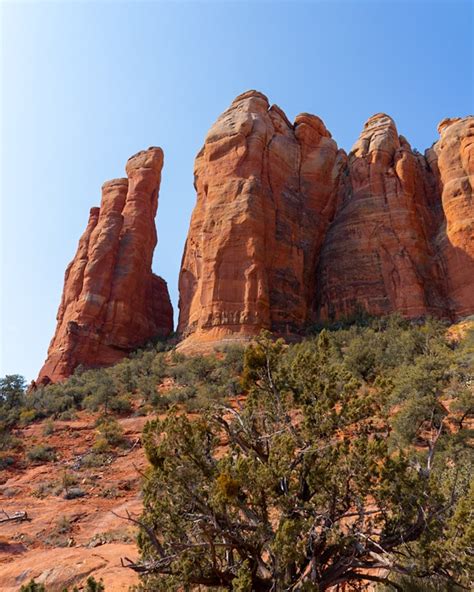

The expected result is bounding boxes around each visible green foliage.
[19,581,47,592]
[81,576,105,592]
[136,321,473,591]
[0,374,26,408]
[18,576,105,592]
[0,451,15,469]
[42,418,55,435]
[0,341,244,445]
[93,416,126,451]
[26,444,57,463]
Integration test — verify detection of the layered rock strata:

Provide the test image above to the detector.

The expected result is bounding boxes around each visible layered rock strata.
[37,147,173,384]
[38,93,473,369]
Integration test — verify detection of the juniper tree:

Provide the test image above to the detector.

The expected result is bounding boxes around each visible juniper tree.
[129,330,471,591]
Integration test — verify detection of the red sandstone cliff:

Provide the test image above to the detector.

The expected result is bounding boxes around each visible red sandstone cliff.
[38,94,473,370]
[316,113,447,321]
[37,147,173,384]
[178,90,344,350]
[427,117,474,319]
[178,92,473,350]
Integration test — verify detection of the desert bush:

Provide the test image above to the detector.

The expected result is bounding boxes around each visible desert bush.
[19,581,47,592]
[42,418,55,435]
[136,327,472,591]
[26,444,57,463]
[93,416,126,451]
[0,424,22,451]
[19,576,105,592]
[0,452,15,470]
[56,514,72,533]
[80,452,110,468]
[19,408,36,425]
[61,469,79,490]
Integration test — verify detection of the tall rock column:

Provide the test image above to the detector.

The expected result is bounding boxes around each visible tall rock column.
[427,117,474,319]
[316,114,447,321]
[178,90,341,350]
[37,147,173,384]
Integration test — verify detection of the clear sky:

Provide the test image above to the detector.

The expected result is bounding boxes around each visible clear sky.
[1,0,472,381]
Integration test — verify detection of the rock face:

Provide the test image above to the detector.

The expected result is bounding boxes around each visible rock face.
[178,90,344,350]
[178,91,473,349]
[316,113,447,321]
[427,117,474,318]
[37,147,173,384]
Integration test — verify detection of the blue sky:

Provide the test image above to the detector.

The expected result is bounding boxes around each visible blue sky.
[1,0,472,380]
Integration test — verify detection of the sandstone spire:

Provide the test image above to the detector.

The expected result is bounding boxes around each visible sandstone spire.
[37,147,173,384]
[178,90,342,350]
[316,113,447,321]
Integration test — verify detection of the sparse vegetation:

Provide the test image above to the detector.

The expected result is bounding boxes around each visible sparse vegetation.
[18,576,105,592]
[0,340,244,442]
[42,418,55,436]
[93,416,127,452]
[63,487,85,500]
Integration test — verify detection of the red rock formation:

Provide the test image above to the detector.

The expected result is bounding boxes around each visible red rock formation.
[427,117,474,318]
[178,92,473,350]
[316,113,447,321]
[38,147,173,383]
[178,90,343,350]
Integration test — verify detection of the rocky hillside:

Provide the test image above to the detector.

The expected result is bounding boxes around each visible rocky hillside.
[4,317,471,590]
[0,411,146,591]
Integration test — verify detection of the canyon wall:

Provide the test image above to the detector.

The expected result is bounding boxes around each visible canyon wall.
[316,113,447,321]
[178,93,473,350]
[37,147,173,384]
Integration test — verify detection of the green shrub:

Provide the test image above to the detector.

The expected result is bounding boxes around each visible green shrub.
[26,444,57,463]
[18,576,106,592]
[19,580,46,592]
[19,408,36,425]
[136,325,472,591]
[63,487,85,500]
[0,374,26,408]
[42,418,55,435]
[80,452,110,468]
[93,416,126,450]
[0,452,15,470]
